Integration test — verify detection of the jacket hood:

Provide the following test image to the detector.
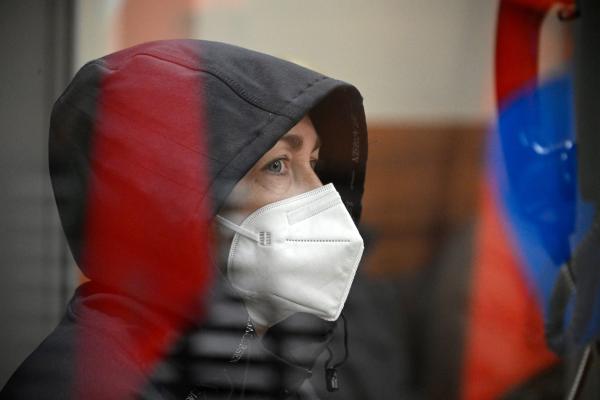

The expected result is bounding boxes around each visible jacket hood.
[49,39,368,317]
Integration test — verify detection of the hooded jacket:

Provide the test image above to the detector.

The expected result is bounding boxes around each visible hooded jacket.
[0,39,367,400]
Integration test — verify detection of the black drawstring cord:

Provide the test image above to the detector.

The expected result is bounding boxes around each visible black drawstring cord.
[324,313,349,392]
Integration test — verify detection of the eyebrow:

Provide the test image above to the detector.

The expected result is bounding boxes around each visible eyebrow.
[280,134,321,151]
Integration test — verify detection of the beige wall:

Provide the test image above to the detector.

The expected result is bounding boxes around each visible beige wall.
[74,0,121,68]
[75,0,499,121]
[194,0,498,121]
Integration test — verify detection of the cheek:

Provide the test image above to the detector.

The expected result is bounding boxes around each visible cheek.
[227,175,291,220]
[228,165,314,219]
[253,174,292,199]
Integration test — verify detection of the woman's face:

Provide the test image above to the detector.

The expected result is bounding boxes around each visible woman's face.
[218,116,322,334]
[224,116,322,222]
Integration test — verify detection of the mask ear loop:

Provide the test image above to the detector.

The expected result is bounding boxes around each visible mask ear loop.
[215,215,260,243]
[324,313,349,392]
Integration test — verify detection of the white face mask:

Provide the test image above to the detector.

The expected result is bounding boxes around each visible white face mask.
[216,183,364,328]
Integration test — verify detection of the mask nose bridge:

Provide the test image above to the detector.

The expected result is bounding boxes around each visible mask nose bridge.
[286,190,340,226]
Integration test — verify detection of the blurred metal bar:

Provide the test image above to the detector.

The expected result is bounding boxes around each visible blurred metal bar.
[575,0,600,204]
[0,0,74,388]
[45,0,75,313]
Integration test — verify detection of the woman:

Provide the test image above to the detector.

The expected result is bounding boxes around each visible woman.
[0,39,368,399]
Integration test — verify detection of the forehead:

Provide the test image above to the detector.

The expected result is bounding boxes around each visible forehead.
[276,117,321,151]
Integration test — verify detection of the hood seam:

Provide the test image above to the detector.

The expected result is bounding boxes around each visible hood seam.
[100,52,297,117]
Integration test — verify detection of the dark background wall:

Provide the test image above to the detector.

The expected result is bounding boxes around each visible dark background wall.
[0,0,74,388]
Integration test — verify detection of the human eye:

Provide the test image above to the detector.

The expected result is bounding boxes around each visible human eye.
[264,157,288,175]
